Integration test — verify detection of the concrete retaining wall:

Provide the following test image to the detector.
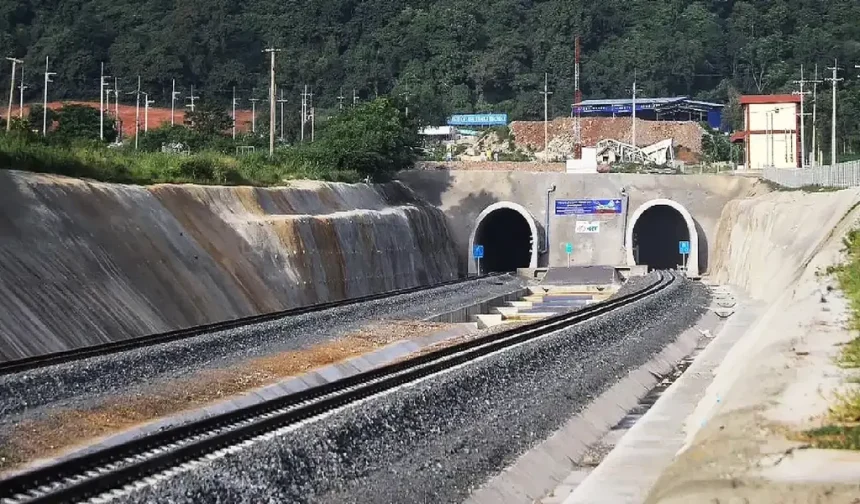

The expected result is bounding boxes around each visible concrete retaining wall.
[398,170,759,273]
[0,171,459,361]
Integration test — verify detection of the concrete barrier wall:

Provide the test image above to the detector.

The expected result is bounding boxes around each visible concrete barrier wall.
[398,170,758,272]
[0,171,459,361]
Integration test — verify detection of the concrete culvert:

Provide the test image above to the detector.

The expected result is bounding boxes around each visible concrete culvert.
[627,199,700,276]
[471,202,538,273]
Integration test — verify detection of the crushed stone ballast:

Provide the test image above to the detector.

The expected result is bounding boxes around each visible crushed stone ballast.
[0,273,676,504]
[0,274,503,376]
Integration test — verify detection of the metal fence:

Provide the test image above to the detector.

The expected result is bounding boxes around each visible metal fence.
[763,161,860,188]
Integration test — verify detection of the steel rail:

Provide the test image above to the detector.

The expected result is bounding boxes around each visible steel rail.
[0,273,503,376]
[0,272,675,504]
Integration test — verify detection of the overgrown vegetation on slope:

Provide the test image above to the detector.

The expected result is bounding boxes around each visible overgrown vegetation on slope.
[0,98,418,185]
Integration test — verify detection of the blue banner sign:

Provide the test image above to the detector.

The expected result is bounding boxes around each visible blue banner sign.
[447,114,508,127]
[473,245,485,259]
[555,199,623,216]
[679,241,691,255]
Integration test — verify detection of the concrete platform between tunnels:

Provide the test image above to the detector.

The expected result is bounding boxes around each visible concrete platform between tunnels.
[626,198,700,277]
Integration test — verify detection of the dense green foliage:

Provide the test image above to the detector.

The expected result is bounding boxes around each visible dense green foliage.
[0,98,418,185]
[3,0,860,150]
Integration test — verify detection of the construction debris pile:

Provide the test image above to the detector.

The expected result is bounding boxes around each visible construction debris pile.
[510,117,705,161]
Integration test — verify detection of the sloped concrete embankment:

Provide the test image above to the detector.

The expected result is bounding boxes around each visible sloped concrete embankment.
[645,188,860,503]
[0,171,458,361]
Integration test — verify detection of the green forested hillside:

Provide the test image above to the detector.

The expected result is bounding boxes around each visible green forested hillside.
[3,0,860,146]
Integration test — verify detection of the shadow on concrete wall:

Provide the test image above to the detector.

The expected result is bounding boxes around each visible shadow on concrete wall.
[695,219,709,274]
[396,169,453,206]
[447,190,500,274]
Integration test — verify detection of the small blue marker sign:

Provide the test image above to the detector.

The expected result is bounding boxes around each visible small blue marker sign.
[473,245,485,259]
[679,241,691,255]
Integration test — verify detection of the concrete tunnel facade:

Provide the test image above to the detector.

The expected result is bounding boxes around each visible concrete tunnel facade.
[468,198,700,276]
[469,202,541,273]
[626,199,700,277]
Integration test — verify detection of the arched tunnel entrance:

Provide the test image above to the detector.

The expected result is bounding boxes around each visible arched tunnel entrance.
[471,202,539,273]
[626,199,700,276]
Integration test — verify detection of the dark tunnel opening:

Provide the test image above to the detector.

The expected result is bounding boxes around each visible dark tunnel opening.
[474,208,533,272]
[632,205,690,271]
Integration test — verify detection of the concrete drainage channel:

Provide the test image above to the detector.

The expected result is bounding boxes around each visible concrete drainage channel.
[467,281,736,504]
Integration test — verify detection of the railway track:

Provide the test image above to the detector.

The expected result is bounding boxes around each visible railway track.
[0,271,676,504]
[0,273,501,376]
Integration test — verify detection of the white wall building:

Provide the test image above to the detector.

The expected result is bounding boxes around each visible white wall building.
[731,95,801,170]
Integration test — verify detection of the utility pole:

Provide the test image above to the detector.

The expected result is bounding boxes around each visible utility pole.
[231,86,239,139]
[128,76,142,150]
[812,65,820,165]
[143,92,154,132]
[301,85,308,141]
[353,88,358,107]
[42,56,55,136]
[17,62,26,118]
[630,75,638,148]
[6,57,22,132]
[792,65,813,167]
[99,62,111,140]
[337,87,345,110]
[263,47,281,156]
[186,85,199,112]
[539,72,552,160]
[250,96,259,133]
[826,60,843,166]
[171,79,181,126]
[277,89,287,141]
[114,77,121,140]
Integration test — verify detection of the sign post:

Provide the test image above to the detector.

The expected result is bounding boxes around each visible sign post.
[678,240,691,275]
[473,245,484,276]
[564,242,573,267]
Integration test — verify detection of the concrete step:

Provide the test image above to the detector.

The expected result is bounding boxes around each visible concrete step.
[472,313,505,329]
[506,312,558,320]
[491,306,521,317]
[522,295,546,303]
[506,301,534,309]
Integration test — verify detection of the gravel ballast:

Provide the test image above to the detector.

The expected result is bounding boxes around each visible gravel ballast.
[0,275,526,421]
[116,273,709,504]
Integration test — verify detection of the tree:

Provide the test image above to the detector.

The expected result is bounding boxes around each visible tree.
[308,97,419,179]
[184,102,233,136]
[52,104,117,143]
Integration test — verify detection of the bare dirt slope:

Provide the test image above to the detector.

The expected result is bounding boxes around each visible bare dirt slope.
[0,171,458,361]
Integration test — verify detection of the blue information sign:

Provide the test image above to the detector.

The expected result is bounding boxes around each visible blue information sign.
[555,199,623,216]
[447,114,509,127]
[679,241,691,255]
[473,245,485,259]
[565,243,573,254]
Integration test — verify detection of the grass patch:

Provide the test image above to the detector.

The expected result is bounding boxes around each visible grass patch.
[760,178,844,193]
[0,135,363,186]
[801,228,860,449]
